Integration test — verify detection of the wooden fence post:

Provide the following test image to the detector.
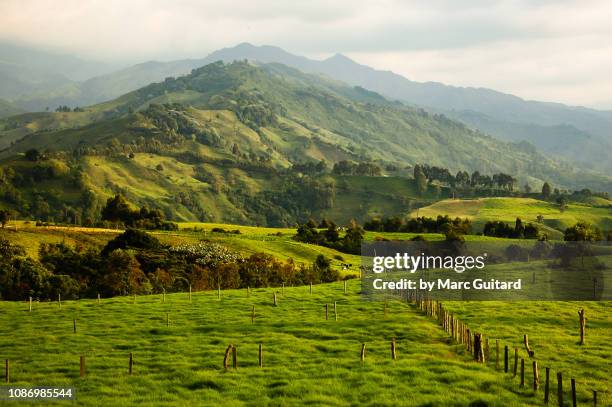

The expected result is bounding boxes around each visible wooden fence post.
[334,301,338,321]
[469,330,473,352]
[520,359,525,387]
[97,293,100,304]
[251,305,255,324]
[282,283,284,296]
[4,359,8,383]
[593,390,597,406]
[258,344,263,368]
[504,346,509,373]
[578,309,586,345]
[29,296,32,312]
[80,356,86,377]
[513,347,518,377]
[474,333,485,363]
[223,345,232,369]
[533,361,539,391]
[162,289,166,303]
[218,285,221,300]
[485,337,490,361]
[189,284,192,303]
[324,304,328,320]
[524,334,534,357]
[166,313,169,327]
[58,293,61,309]
[557,372,563,407]
[344,280,347,294]
[360,343,366,364]
[391,338,397,361]
[571,378,577,407]
[310,282,312,294]
[544,367,550,404]
[129,352,133,375]
[496,340,500,369]
[73,318,77,334]
[273,292,277,306]
[232,346,237,369]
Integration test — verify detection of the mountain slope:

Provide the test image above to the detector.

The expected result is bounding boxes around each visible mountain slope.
[2,61,608,226]
[0,43,118,110]
[206,44,612,173]
[1,61,585,181]
[3,43,611,175]
[0,98,23,118]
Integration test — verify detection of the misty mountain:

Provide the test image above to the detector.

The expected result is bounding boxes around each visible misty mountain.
[0,42,119,110]
[2,42,611,174]
[0,98,24,118]
[206,44,612,173]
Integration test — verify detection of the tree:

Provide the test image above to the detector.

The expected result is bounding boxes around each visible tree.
[556,196,568,213]
[414,165,428,196]
[342,220,364,254]
[514,217,525,238]
[455,171,470,187]
[0,209,10,228]
[101,194,133,224]
[25,149,41,162]
[542,182,552,199]
[564,222,602,242]
[102,229,162,255]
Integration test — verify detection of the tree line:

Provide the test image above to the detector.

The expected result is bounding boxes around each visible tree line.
[0,230,341,301]
[364,215,472,235]
[293,219,365,254]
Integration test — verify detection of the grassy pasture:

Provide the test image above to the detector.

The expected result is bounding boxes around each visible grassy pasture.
[0,222,610,405]
[413,197,612,238]
[0,282,551,406]
[444,300,610,406]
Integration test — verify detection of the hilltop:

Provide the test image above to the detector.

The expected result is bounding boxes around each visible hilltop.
[413,197,612,239]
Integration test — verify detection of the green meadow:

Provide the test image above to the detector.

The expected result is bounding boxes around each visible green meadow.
[1,219,610,406]
[1,281,589,407]
[413,197,612,239]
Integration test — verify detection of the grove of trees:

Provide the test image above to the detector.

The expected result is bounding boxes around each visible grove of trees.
[0,230,341,301]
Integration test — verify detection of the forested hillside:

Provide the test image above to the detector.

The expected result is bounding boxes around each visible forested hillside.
[1,61,609,226]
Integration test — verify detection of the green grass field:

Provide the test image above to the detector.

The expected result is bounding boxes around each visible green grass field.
[2,281,592,407]
[1,220,610,406]
[413,197,612,239]
[443,300,610,405]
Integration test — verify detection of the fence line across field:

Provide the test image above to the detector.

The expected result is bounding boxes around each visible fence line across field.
[5,282,604,406]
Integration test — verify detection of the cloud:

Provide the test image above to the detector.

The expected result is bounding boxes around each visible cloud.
[0,0,611,108]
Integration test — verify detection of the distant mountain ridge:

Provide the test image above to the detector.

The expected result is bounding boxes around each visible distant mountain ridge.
[2,42,611,174]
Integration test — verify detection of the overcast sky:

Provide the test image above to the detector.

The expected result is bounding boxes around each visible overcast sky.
[2,0,612,109]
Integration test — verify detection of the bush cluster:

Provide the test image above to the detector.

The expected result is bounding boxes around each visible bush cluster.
[364,215,472,235]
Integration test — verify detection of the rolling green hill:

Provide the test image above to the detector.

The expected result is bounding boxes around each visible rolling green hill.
[1,61,610,226]
[412,197,612,238]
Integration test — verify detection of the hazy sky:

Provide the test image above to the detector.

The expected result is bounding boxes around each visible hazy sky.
[2,0,612,109]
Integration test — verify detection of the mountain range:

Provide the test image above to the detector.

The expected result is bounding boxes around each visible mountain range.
[1,42,611,176]
[2,60,610,227]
